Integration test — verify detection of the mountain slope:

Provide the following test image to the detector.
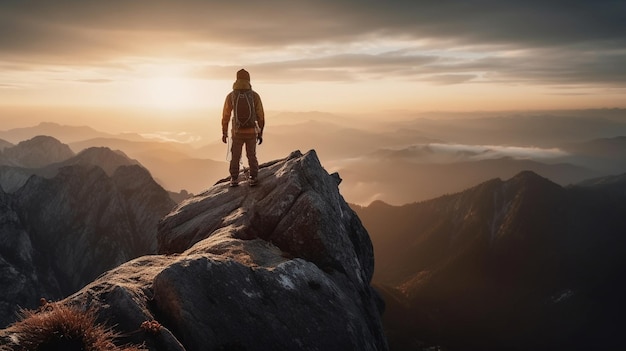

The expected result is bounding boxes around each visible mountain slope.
[46,146,140,176]
[0,164,175,328]
[560,136,626,173]
[339,156,597,205]
[1,135,74,168]
[354,171,626,350]
[0,142,142,193]
[71,138,226,194]
[0,139,12,151]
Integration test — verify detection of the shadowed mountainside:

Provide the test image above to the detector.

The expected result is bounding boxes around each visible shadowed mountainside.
[353,171,626,350]
[0,163,175,328]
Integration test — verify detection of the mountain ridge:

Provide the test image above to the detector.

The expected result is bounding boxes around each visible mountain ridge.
[0,162,175,328]
[354,170,626,350]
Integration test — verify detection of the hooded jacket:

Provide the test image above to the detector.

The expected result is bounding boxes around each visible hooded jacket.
[222,79,265,137]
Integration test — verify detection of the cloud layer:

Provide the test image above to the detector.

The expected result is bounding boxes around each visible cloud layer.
[1,1,625,91]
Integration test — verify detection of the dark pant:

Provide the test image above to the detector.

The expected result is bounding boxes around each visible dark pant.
[230,135,258,179]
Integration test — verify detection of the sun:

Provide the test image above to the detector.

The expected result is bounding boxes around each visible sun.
[122,63,225,111]
[141,76,199,110]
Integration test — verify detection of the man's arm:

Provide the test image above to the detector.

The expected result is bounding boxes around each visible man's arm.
[222,93,233,137]
[254,92,265,134]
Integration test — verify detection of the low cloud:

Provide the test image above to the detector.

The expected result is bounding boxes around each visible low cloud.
[379,143,569,163]
[139,131,202,144]
[429,143,569,160]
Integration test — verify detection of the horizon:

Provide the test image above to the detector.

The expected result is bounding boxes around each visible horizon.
[1,0,625,125]
[3,106,626,143]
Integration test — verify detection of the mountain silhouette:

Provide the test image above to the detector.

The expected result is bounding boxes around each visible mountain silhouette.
[0,137,143,194]
[0,122,113,144]
[1,135,74,168]
[354,171,626,350]
[44,146,141,176]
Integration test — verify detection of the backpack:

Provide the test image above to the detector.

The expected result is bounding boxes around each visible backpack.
[231,90,256,129]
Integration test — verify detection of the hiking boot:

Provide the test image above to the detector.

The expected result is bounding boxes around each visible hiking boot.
[229,177,239,187]
[249,176,259,186]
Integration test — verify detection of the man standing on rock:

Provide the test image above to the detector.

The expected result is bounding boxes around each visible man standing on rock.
[222,69,265,187]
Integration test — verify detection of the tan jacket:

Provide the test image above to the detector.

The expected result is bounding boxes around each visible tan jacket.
[222,79,265,137]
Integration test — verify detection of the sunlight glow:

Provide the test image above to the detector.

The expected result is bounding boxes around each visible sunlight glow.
[120,62,225,111]
[142,77,198,110]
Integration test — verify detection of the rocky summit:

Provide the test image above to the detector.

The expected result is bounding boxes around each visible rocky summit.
[1,150,388,351]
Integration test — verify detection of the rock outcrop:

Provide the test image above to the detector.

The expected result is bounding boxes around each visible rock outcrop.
[1,150,388,351]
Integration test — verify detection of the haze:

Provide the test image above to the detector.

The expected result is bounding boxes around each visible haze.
[2,0,626,205]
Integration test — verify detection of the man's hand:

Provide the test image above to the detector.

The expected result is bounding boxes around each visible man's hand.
[257,134,263,145]
[222,135,228,144]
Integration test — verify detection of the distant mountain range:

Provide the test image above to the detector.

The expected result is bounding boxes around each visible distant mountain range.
[2,111,626,205]
[353,171,626,350]
[0,124,226,195]
[0,136,141,193]
[0,122,115,144]
[337,153,600,205]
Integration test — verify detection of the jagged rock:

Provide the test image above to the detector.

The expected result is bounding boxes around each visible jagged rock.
[154,150,384,350]
[1,135,74,168]
[158,150,375,285]
[0,187,57,327]
[0,166,33,193]
[0,163,175,328]
[14,164,174,294]
[2,150,388,351]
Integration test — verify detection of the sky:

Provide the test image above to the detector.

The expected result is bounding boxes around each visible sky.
[1,0,626,125]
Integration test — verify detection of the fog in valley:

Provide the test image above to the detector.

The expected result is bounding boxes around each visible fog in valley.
[2,108,626,206]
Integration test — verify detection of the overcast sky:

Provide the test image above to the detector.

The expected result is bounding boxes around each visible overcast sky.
[1,0,625,113]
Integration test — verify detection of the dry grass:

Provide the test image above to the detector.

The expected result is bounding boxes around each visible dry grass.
[4,300,144,351]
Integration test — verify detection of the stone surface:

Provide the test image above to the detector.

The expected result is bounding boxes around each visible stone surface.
[1,150,387,351]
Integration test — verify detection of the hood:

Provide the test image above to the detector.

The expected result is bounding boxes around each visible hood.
[233,79,251,90]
